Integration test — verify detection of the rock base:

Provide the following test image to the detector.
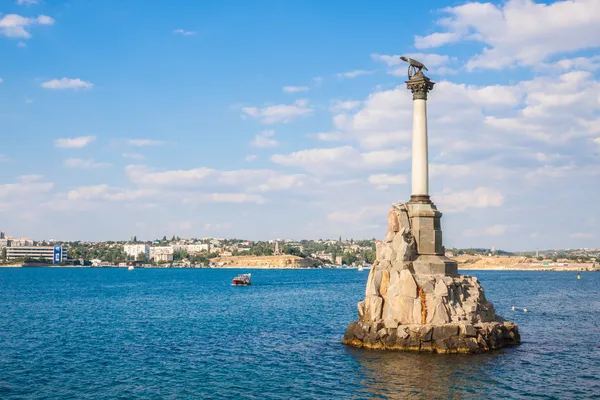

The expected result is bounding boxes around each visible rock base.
[342,320,520,354]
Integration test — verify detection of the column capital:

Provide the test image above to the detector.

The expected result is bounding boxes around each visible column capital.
[406,73,435,100]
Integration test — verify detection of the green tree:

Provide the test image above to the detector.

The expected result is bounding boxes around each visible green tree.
[1,247,6,263]
[342,252,358,265]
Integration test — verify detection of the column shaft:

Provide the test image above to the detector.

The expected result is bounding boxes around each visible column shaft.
[411,98,428,197]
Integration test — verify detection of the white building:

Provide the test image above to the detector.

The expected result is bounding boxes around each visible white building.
[6,245,67,263]
[150,246,174,262]
[9,238,34,247]
[123,244,150,260]
[187,243,209,254]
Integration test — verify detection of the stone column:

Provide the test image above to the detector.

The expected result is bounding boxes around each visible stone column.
[406,73,434,203]
[404,72,457,276]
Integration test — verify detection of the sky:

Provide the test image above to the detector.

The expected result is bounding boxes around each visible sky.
[0,0,599,250]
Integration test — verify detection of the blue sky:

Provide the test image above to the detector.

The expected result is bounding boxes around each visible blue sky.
[1,0,599,250]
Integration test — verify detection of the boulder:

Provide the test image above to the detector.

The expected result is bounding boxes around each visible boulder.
[460,324,477,337]
[361,296,383,322]
[399,269,417,298]
[388,209,400,232]
[412,298,423,324]
[432,325,459,341]
[388,295,415,324]
[420,325,433,341]
[434,278,448,297]
[426,296,451,324]
[383,318,398,329]
[365,268,381,297]
[379,270,390,296]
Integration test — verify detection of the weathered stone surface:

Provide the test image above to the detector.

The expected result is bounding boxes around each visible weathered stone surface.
[412,298,422,325]
[380,270,390,296]
[342,203,520,354]
[426,296,451,324]
[365,268,381,297]
[388,209,400,232]
[460,324,477,337]
[389,295,415,324]
[434,279,448,297]
[360,296,383,322]
[420,325,433,341]
[432,325,459,341]
[399,269,417,298]
[384,318,398,329]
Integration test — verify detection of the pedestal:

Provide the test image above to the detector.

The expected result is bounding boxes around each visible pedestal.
[406,201,458,276]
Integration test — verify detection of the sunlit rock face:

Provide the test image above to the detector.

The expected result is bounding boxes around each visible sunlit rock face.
[342,204,520,354]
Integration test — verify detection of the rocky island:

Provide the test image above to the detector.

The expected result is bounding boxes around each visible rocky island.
[342,57,520,354]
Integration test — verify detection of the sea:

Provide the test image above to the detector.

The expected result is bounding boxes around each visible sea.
[0,268,598,399]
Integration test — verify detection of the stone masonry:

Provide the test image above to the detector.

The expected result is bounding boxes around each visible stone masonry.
[342,203,520,354]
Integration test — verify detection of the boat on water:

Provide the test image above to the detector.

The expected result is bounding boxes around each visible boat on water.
[232,273,251,286]
[128,266,135,271]
[357,265,364,272]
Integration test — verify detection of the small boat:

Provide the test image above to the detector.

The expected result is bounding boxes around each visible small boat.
[232,273,251,286]
[357,265,364,272]
[128,266,135,271]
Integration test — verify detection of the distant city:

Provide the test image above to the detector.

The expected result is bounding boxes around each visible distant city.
[1,229,598,268]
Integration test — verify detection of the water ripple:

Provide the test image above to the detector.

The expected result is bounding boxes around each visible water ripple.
[0,269,598,399]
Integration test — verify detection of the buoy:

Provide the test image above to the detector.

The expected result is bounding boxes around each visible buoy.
[577,273,581,280]
[523,308,528,312]
[128,266,135,271]
[512,306,515,311]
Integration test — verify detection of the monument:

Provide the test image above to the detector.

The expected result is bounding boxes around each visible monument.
[342,57,520,353]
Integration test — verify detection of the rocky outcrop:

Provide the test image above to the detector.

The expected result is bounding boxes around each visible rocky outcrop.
[343,203,520,353]
[342,320,520,354]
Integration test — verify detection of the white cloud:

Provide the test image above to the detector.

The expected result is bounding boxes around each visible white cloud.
[241,100,313,124]
[126,139,166,147]
[337,69,375,79]
[311,132,344,142]
[367,174,407,190]
[126,165,214,187]
[271,146,410,175]
[17,0,40,5]
[188,193,266,204]
[330,100,362,112]
[416,0,600,70]
[244,155,258,162]
[122,153,145,160]
[54,136,96,148]
[464,224,516,237]
[434,187,504,213]
[41,78,93,90]
[65,185,156,202]
[251,130,278,148]
[0,13,53,38]
[173,29,196,36]
[0,154,7,162]
[0,177,53,198]
[414,32,461,49]
[0,78,3,83]
[64,158,111,168]
[283,86,309,93]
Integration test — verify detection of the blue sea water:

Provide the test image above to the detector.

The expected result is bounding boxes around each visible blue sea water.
[0,268,598,399]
